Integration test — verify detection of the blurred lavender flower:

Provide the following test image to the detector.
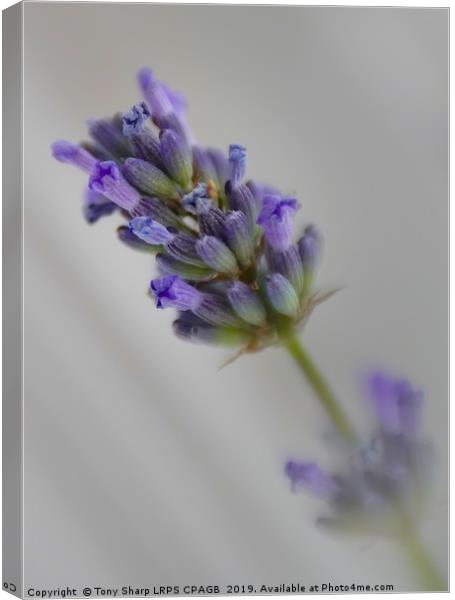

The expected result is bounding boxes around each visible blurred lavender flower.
[285,370,431,536]
[51,66,326,353]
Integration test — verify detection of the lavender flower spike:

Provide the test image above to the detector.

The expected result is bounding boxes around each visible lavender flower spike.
[229,144,246,188]
[129,216,175,246]
[122,102,151,136]
[51,140,97,173]
[257,195,300,251]
[150,275,202,310]
[54,66,328,350]
[285,461,338,497]
[89,161,141,212]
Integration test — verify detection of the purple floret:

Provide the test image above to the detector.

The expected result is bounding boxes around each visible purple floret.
[257,195,300,251]
[150,275,202,311]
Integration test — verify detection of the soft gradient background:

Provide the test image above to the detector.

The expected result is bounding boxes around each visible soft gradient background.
[23,3,448,593]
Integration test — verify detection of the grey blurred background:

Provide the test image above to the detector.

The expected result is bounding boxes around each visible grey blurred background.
[23,3,448,592]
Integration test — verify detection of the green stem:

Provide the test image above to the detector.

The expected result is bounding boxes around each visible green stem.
[281,330,356,444]
[400,527,446,591]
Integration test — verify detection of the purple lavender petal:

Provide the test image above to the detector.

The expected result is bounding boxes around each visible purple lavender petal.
[83,187,117,223]
[137,67,173,119]
[129,216,175,245]
[150,275,202,310]
[137,67,194,144]
[89,161,141,212]
[182,183,212,215]
[122,102,151,136]
[257,195,300,251]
